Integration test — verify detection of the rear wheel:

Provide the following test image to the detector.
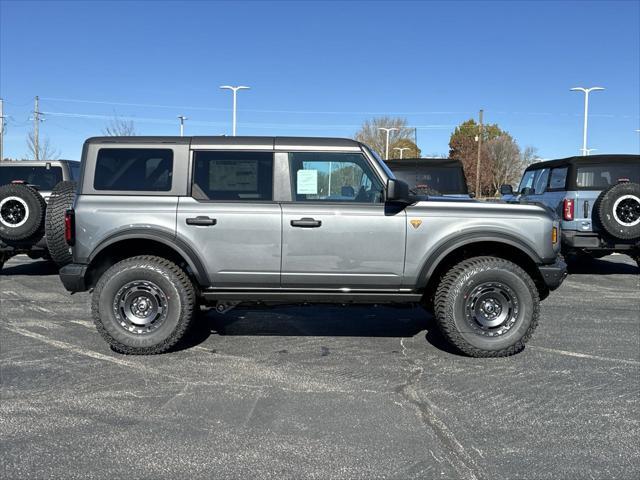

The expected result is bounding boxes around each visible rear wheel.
[434,256,540,357]
[45,181,77,266]
[92,255,196,354]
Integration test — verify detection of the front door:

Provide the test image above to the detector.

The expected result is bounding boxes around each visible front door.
[281,151,406,289]
[177,150,281,287]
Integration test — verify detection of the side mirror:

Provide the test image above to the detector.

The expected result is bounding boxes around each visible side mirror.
[500,184,513,196]
[521,187,533,196]
[469,192,476,198]
[386,179,412,203]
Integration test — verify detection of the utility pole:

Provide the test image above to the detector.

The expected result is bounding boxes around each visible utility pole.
[570,86,604,156]
[475,109,483,198]
[219,85,250,136]
[414,127,418,157]
[177,115,188,137]
[378,127,398,160]
[0,98,5,162]
[33,96,41,160]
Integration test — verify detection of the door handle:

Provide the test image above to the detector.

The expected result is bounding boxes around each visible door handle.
[186,216,217,226]
[291,217,322,228]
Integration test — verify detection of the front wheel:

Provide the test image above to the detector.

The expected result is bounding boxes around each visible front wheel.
[434,256,540,357]
[92,255,196,354]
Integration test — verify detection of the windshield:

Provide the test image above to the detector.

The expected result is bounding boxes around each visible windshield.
[391,166,467,195]
[363,146,395,180]
[0,165,63,190]
[575,163,640,189]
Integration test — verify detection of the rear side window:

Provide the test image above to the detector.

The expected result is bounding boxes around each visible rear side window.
[548,167,568,190]
[94,149,173,191]
[0,166,63,190]
[192,151,273,201]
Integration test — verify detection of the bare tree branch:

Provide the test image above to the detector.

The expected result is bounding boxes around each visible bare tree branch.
[354,117,419,159]
[103,117,136,136]
[26,131,60,160]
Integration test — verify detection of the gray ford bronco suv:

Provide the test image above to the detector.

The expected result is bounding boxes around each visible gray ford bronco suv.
[59,136,566,357]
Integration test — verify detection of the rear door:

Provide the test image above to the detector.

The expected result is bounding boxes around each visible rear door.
[176,150,281,287]
[280,151,406,289]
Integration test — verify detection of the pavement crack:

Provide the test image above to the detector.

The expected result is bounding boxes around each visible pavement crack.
[395,338,482,480]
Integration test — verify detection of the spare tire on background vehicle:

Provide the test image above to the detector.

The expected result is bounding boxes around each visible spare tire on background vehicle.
[45,180,77,266]
[596,182,640,240]
[0,183,46,242]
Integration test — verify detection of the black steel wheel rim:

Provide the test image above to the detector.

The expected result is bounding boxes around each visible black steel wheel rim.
[615,197,640,225]
[0,199,27,226]
[464,282,519,337]
[113,280,168,334]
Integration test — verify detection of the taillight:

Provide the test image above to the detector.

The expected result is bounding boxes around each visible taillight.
[64,210,75,246]
[563,199,574,221]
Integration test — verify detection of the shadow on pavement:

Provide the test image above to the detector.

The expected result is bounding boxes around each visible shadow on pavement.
[180,303,460,354]
[567,255,639,275]
[0,260,59,276]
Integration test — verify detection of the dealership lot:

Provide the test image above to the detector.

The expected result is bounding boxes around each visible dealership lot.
[1,255,638,479]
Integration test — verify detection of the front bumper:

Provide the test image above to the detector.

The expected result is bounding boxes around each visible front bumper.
[59,263,88,292]
[538,258,568,290]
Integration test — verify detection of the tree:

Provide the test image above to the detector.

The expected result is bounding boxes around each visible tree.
[520,146,540,167]
[448,119,506,196]
[103,117,136,136]
[26,131,60,160]
[486,135,522,195]
[354,117,419,159]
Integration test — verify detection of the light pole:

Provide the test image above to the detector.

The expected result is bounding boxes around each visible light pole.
[378,127,398,160]
[177,115,188,137]
[570,86,604,156]
[393,147,410,159]
[220,85,250,136]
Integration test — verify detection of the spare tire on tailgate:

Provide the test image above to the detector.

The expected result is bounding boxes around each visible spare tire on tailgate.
[0,183,46,242]
[45,180,77,266]
[596,182,640,240]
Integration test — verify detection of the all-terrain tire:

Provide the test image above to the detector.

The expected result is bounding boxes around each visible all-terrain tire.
[45,181,77,266]
[596,182,640,240]
[433,256,540,357]
[92,255,196,355]
[0,183,46,241]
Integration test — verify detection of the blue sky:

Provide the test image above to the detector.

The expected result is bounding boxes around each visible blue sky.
[1,0,638,160]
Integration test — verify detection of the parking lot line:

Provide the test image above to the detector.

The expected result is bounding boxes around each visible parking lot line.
[529,345,640,366]
[3,324,174,378]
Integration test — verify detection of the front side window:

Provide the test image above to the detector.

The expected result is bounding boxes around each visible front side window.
[533,168,550,194]
[289,152,384,203]
[548,167,568,190]
[192,151,273,201]
[94,149,173,191]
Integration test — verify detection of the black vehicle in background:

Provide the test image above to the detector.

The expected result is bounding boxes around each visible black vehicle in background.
[385,158,470,197]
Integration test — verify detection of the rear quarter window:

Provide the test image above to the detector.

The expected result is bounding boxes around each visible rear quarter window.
[93,149,173,191]
[548,167,568,190]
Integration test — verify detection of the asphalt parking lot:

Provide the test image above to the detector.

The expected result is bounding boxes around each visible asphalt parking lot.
[1,254,638,480]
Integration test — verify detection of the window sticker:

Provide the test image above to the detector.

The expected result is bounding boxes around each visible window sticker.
[297,169,318,195]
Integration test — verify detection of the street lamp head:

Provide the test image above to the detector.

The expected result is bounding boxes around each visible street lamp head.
[571,86,605,92]
[220,85,250,91]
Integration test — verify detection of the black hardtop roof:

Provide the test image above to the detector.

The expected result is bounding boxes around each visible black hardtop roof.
[385,157,464,169]
[84,136,361,148]
[525,154,639,171]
